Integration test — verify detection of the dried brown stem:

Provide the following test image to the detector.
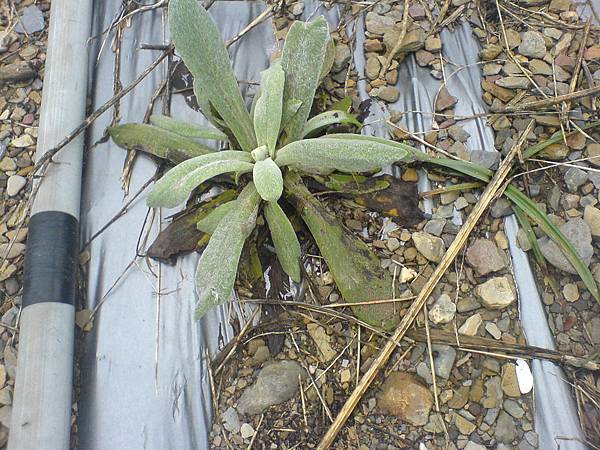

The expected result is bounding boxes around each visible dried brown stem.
[499,85,600,113]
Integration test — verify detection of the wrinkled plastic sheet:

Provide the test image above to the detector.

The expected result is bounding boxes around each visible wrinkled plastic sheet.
[78,1,588,449]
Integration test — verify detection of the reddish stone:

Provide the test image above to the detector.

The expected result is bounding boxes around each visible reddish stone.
[584,45,600,61]
[532,75,548,88]
[438,139,452,150]
[435,87,458,112]
[408,4,427,20]
[555,54,575,70]
[8,41,20,53]
[566,131,586,150]
[439,119,456,129]
[377,372,433,426]
[563,313,576,332]
[22,113,34,125]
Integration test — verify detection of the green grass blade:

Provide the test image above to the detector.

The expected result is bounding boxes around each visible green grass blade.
[264,201,302,282]
[169,0,256,151]
[512,204,546,266]
[194,183,260,318]
[506,186,599,301]
[522,120,600,160]
[400,145,600,301]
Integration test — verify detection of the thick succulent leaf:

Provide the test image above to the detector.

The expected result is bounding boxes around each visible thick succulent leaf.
[108,123,213,163]
[275,137,410,172]
[280,17,330,143]
[253,157,283,201]
[254,64,285,155]
[196,200,237,234]
[319,37,335,81]
[301,110,362,138]
[147,151,254,208]
[264,201,301,282]
[195,183,260,318]
[169,0,256,151]
[149,114,227,141]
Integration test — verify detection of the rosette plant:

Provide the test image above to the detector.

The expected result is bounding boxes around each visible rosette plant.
[110,0,599,321]
[110,0,412,319]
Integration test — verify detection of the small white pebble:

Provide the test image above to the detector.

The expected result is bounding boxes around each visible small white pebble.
[240,423,255,439]
[6,175,26,197]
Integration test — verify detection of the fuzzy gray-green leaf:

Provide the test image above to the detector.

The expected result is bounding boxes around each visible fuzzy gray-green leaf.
[264,201,301,282]
[195,183,260,318]
[275,137,410,172]
[147,151,253,208]
[301,110,362,138]
[254,64,285,155]
[108,123,213,163]
[281,17,330,143]
[196,200,237,234]
[253,157,283,201]
[319,37,335,81]
[150,114,227,141]
[169,0,256,151]
[280,99,303,137]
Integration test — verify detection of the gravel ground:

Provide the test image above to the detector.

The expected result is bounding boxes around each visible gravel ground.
[0,0,50,446]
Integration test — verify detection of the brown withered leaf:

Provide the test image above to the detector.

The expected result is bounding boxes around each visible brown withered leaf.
[353,175,423,227]
[307,174,423,227]
[146,190,237,262]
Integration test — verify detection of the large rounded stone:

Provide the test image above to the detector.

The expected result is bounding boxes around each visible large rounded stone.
[538,219,593,274]
[377,372,433,426]
[236,361,306,415]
